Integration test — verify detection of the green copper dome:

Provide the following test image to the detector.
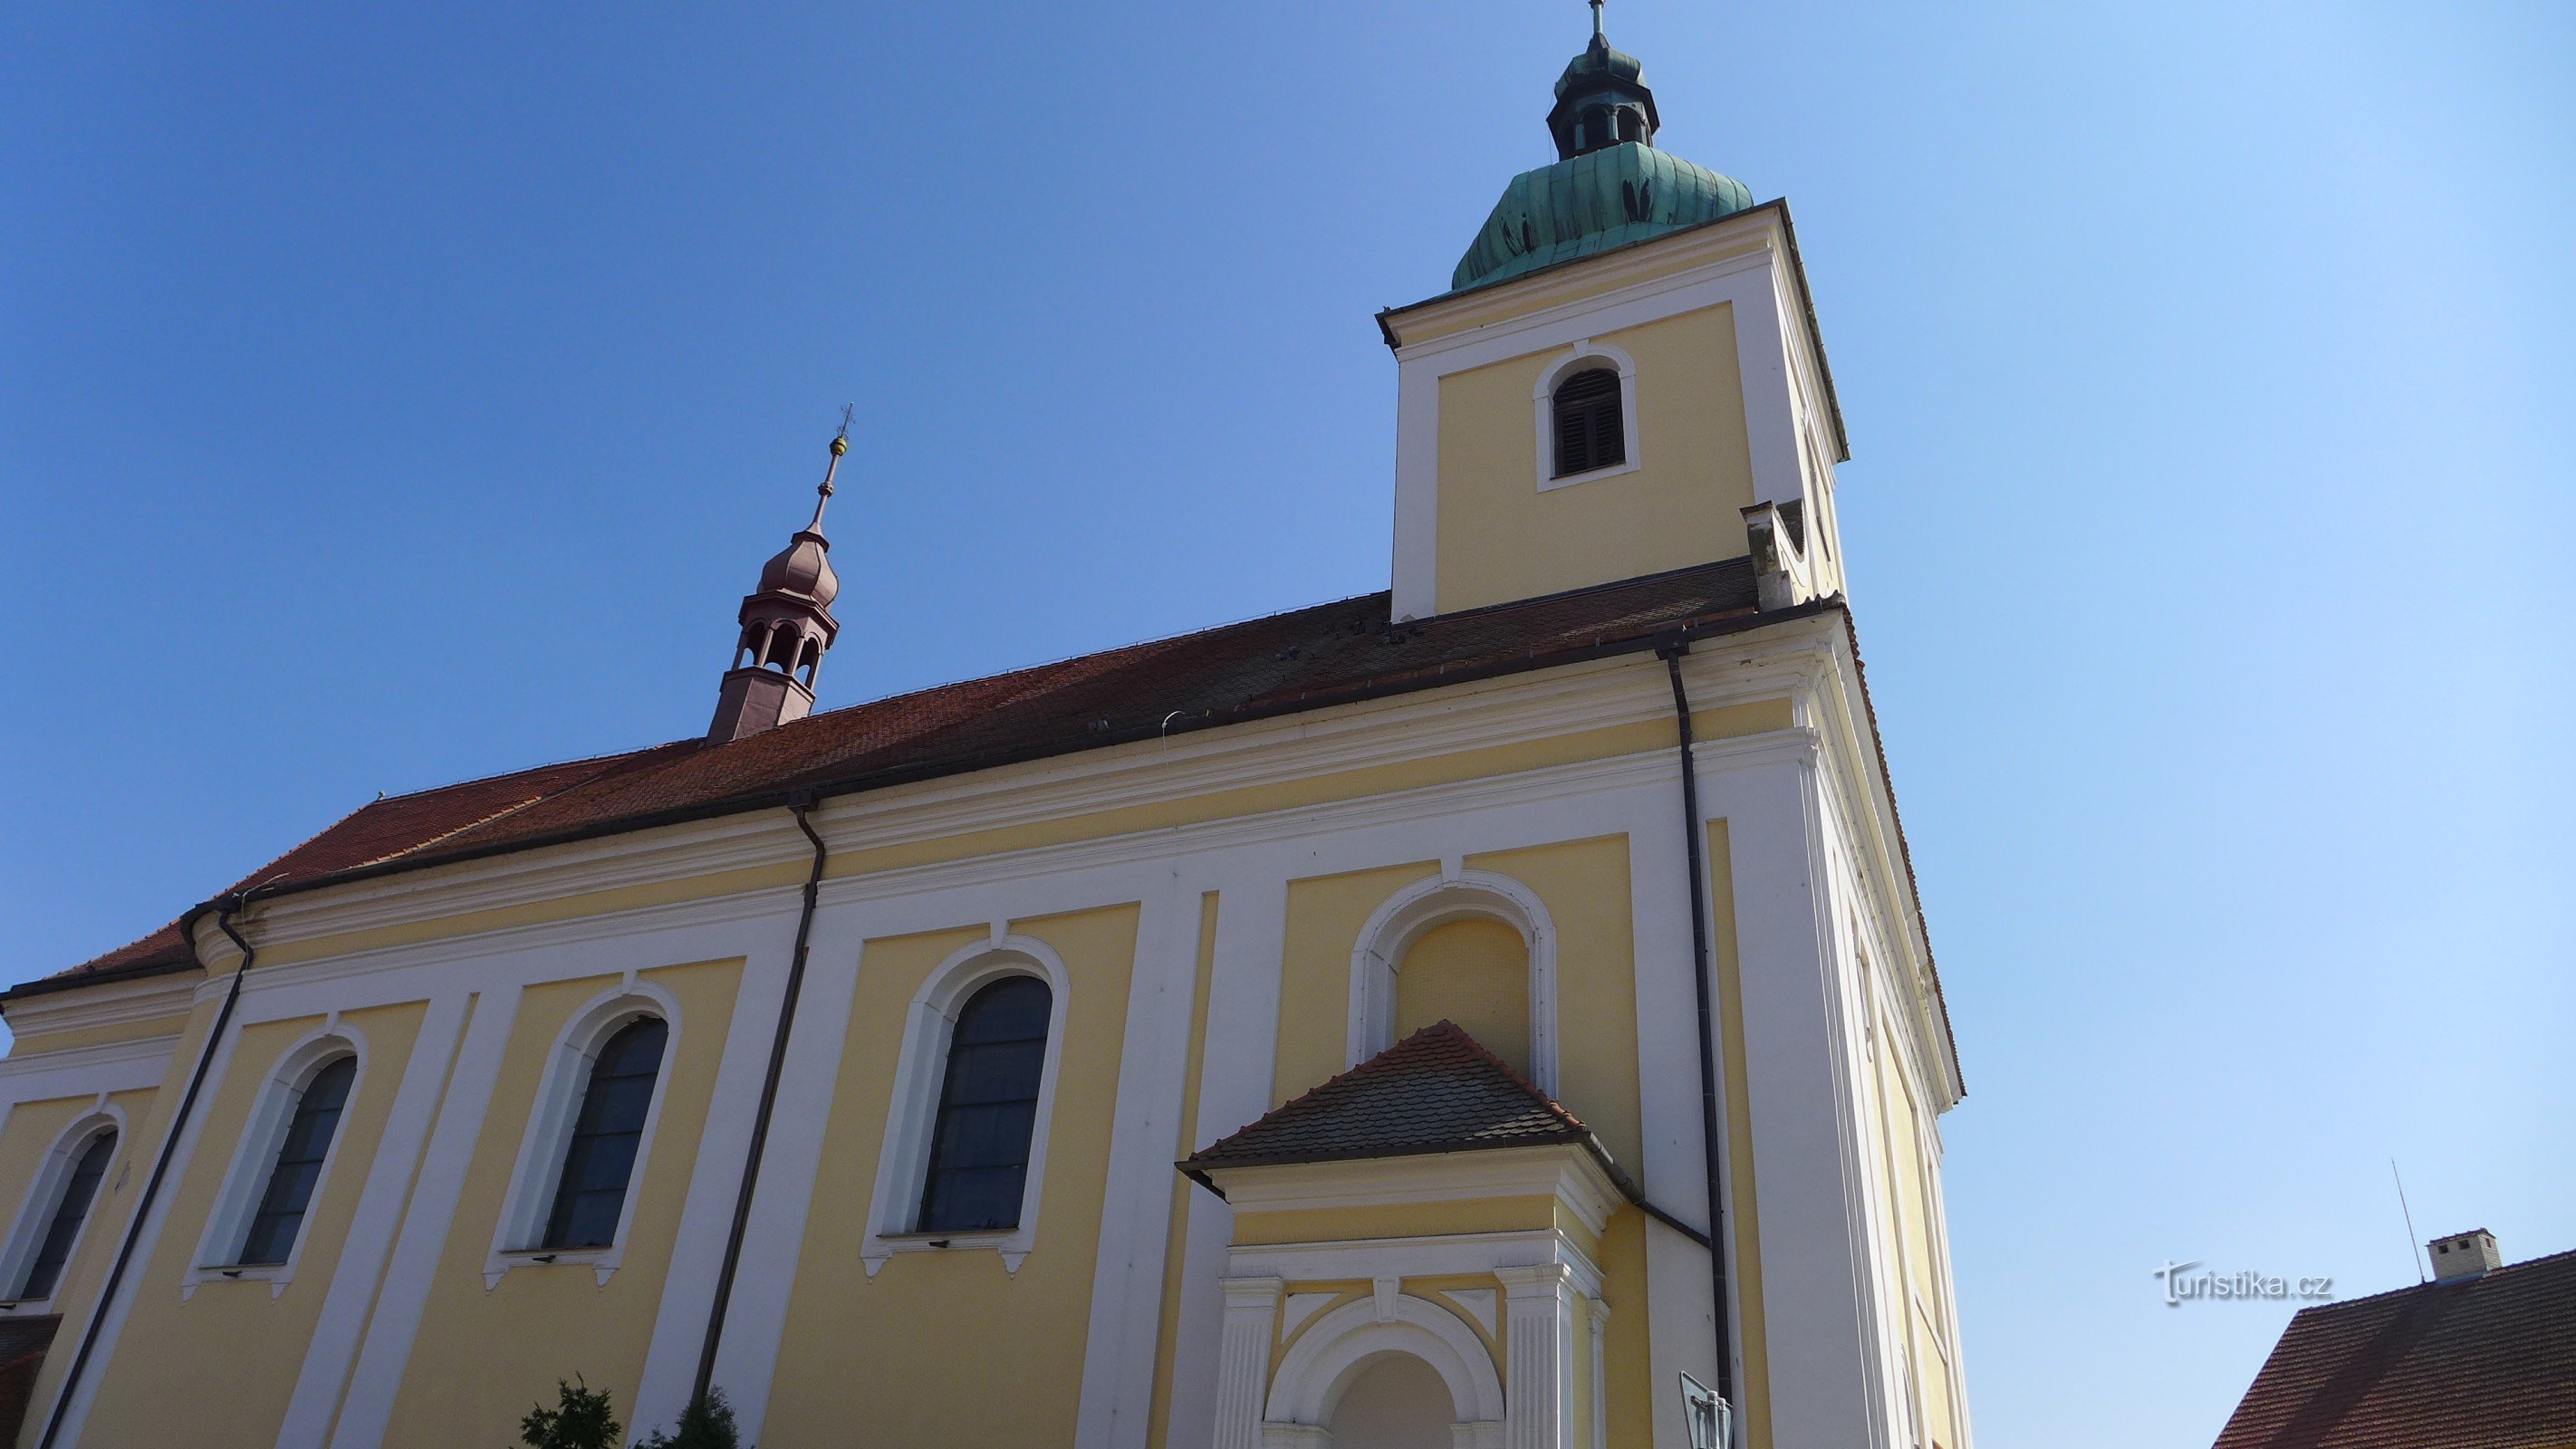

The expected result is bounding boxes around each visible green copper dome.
[1452,142,1754,293]
[1450,23,1754,293]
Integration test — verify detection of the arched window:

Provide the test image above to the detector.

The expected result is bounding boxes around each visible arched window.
[238,1055,357,1265]
[12,1127,116,1300]
[1552,368,1626,477]
[917,976,1052,1233]
[542,1017,668,1250]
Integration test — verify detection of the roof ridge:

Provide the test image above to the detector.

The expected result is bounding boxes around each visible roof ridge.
[2291,1244,2576,1318]
[1187,1020,1592,1169]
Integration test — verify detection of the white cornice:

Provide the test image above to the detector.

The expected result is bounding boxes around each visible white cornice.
[1206,1143,1624,1237]
[1389,212,1787,360]
[218,627,1839,955]
[1,971,200,1042]
[0,1032,178,1087]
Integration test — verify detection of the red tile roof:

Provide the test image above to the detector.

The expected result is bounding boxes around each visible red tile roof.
[1181,1021,1610,1185]
[21,560,1788,1002]
[2212,1248,2576,1449]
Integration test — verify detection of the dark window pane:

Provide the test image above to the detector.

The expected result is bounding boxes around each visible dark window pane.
[542,1018,668,1249]
[18,1129,116,1300]
[917,978,1052,1233]
[238,1056,356,1265]
[1552,369,1624,476]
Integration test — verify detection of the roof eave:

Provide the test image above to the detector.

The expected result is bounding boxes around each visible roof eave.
[9,594,1824,1005]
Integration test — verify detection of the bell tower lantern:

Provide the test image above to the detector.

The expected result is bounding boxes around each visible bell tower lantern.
[1381,6,1849,621]
[707,428,847,744]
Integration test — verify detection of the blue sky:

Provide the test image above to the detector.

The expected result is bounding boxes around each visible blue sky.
[3,3,2569,1444]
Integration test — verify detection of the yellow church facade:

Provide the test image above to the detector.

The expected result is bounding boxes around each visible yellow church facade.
[0,24,1968,1449]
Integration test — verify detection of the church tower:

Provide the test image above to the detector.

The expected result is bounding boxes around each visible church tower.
[1384,2,1846,621]
[707,430,847,743]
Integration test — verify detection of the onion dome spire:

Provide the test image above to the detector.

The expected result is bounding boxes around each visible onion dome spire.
[707,416,851,744]
[1450,4,1754,293]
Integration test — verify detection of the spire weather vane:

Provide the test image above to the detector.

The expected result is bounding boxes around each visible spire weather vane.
[810,403,854,529]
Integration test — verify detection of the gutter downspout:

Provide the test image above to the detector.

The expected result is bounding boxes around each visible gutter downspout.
[692,798,828,1403]
[1660,642,1740,1420]
[35,894,263,1449]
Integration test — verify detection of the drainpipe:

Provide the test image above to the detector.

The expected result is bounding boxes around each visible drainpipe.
[35,893,264,1449]
[692,797,828,1403]
[1659,641,1740,1421]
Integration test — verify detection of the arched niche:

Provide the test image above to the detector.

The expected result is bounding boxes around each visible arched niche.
[1264,1293,1505,1444]
[1347,869,1559,1095]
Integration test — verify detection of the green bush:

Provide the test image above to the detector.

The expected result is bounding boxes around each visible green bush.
[638,1389,744,1449]
[514,1377,621,1449]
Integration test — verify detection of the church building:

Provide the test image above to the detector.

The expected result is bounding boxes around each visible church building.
[0,15,1969,1449]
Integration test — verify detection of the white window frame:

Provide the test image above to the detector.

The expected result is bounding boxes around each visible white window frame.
[484,979,681,1289]
[1533,341,1643,493]
[0,1100,127,1312]
[860,934,1072,1277]
[187,1022,368,1298]
[1347,869,1561,1096]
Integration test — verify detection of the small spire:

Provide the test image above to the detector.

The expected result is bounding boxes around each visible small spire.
[807,403,853,533]
[1590,0,1606,41]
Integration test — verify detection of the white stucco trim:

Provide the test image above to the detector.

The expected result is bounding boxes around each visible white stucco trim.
[482,978,682,1288]
[1532,341,1643,493]
[185,1022,368,1298]
[1346,869,1560,1095]
[0,1102,126,1310]
[860,933,1072,1276]
[325,984,522,1449]
[1263,1292,1506,1435]
[0,1033,178,1106]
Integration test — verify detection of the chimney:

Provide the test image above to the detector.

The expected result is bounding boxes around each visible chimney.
[2427,1228,2502,1281]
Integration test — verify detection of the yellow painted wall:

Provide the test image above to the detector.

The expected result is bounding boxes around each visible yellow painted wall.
[1597,1206,1657,1448]
[11,993,227,1449]
[0,1087,156,1309]
[762,906,1139,1448]
[1274,861,1438,1108]
[79,1000,428,1449]
[1434,302,1755,614]
[378,961,742,1449]
[1876,1028,1959,1449]
[1394,918,1532,1078]
[1466,837,1642,1168]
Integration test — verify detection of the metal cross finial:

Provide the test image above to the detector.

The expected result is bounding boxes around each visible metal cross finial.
[810,403,854,531]
[1591,0,1605,40]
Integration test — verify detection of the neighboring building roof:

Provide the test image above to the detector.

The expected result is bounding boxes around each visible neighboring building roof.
[1180,1021,1610,1187]
[18,557,1788,1002]
[1452,141,1754,293]
[2212,1248,2576,1449]
[0,1314,60,1446]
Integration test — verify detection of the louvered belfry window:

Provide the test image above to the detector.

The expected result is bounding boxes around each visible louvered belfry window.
[543,1017,668,1250]
[917,976,1053,1233]
[239,1056,357,1265]
[1552,367,1626,477]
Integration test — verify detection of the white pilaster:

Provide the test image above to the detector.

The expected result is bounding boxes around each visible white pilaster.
[277,989,473,1448]
[1498,1262,1578,1449]
[1213,1275,1284,1449]
[327,983,523,1449]
[1586,1297,1610,1449]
